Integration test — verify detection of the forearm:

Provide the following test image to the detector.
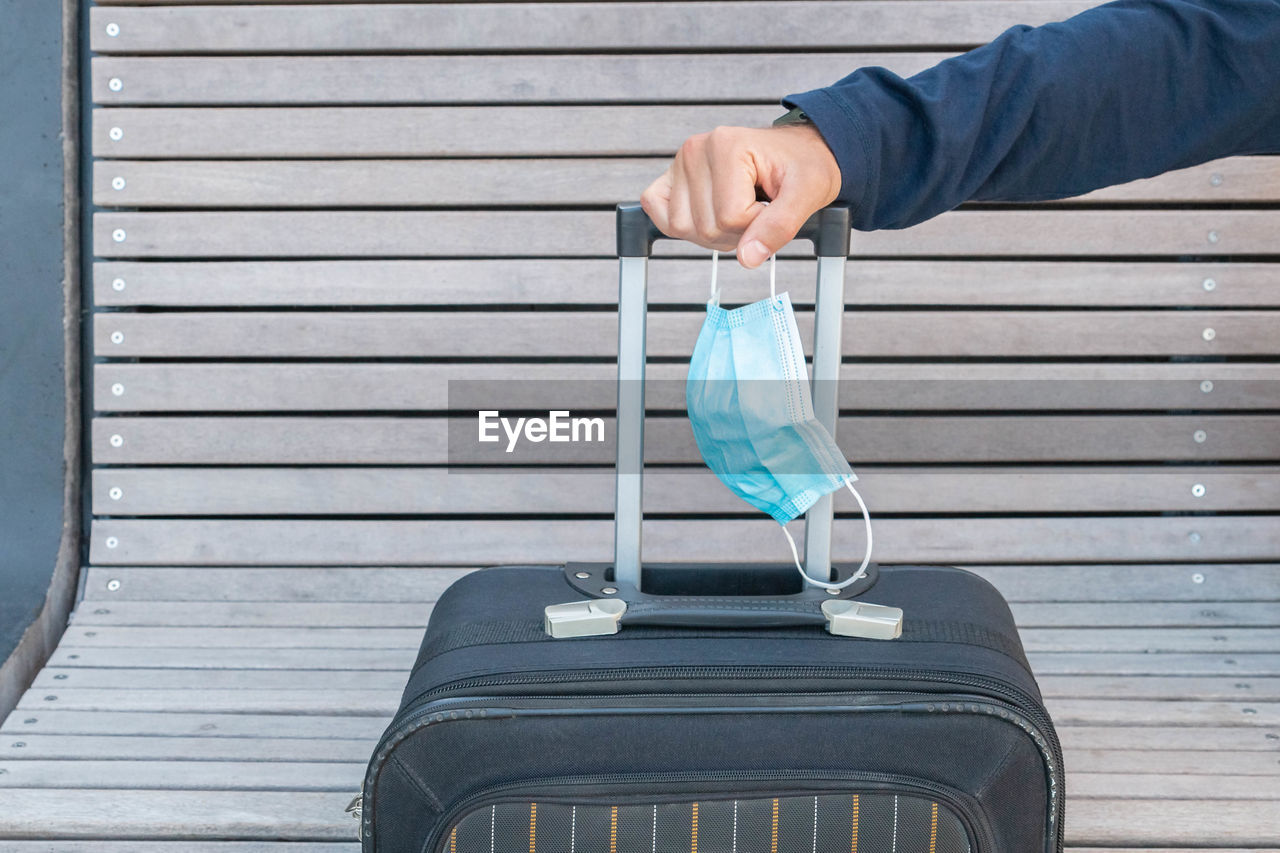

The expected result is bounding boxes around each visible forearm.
[783,0,1280,231]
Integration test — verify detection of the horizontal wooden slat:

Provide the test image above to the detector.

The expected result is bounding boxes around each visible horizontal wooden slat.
[31,667,401,691]
[92,156,1280,206]
[0,760,363,791]
[86,516,1280,565]
[91,106,781,157]
[0,844,356,852]
[91,259,1280,308]
[66,599,1280,630]
[0,788,1273,846]
[88,2,1094,52]
[89,467,1280,516]
[91,362,1280,412]
[0,711,386,739]
[89,415,1280,464]
[79,564,1280,604]
[0,735,375,763]
[90,53,946,105]
[92,310,1280,357]
[93,210,1280,257]
[44,646,416,671]
[0,790,355,840]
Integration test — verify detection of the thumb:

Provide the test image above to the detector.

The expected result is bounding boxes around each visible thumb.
[736,183,820,269]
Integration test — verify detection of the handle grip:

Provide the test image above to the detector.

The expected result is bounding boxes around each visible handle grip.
[617,202,852,258]
[621,598,826,629]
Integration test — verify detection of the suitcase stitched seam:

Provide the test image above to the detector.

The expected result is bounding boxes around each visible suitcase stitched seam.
[389,752,445,815]
[973,728,1029,800]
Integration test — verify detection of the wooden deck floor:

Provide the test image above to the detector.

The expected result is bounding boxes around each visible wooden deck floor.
[0,563,1276,850]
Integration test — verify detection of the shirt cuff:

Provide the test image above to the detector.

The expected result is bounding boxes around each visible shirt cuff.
[781,86,875,228]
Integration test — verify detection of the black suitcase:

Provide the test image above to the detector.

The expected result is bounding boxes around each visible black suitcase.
[355,205,1064,853]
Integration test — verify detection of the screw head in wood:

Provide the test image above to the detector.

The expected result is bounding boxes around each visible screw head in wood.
[1191,483,1206,497]
[1207,230,1220,244]
[108,487,123,500]
[109,127,123,141]
[112,277,126,291]
[110,331,124,344]
[1200,380,1213,393]
[1202,277,1216,291]
[106,22,120,36]
[111,176,126,190]
[1188,531,1201,544]
[111,383,124,396]
[1209,173,1223,187]
[106,579,121,591]
[104,537,118,549]
[109,434,124,447]
[1192,572,1205,584]
[1193,429,1207,443]
[108,77,123,92]
[1202,328,1216,341]
[112,229,126,242]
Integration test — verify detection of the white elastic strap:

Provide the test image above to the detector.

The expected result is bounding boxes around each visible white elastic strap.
[769,253,778,303]
[781,477,874,590]
[709,250,720,305]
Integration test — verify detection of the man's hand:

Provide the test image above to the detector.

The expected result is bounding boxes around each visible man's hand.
[640,123,841,268]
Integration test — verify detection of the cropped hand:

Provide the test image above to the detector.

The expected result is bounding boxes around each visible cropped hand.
[640,123,841,268]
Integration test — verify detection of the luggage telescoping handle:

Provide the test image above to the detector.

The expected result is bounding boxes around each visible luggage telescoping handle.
[613,202,853,590]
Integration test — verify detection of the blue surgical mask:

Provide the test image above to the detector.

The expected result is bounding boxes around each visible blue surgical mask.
[686,253,873,589]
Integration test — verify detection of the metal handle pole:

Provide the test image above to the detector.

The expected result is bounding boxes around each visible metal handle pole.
[802,254,848,582]
[613,255,648,588]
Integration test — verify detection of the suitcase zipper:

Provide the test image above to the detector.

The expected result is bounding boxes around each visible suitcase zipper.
[421,769,994,853]
[396,661,1063,837]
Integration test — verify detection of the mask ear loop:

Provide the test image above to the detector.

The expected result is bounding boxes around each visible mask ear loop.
[780,477,874,591]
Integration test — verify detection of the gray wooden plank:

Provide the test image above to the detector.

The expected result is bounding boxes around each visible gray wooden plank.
[92,156,1280,207]
[0,711,387,739]
[1028,653,1280,677]
[45,646,416,670]
[76,564,1278,604]
[90,259,1280,309]
[1036,677,1280,701]
[0,789,355,840]
[1067,800,1280,847]
[1057,725,1280,751]
[15,689,399,715]
[47,622,1280,654]
[1070,773,1280,799]
[1063,749,1280,776]
[90,362,1280,413]
[92,310,1280,357]
[18,679,1279,714]
[91,106,780,158]
[90,53,947,105]
[80,567,469,603]
[89,467,1280,516]
[64,599,1280,630]
[1047,698,1278,726]
[88,2,1094,52]
[0,840,358,845]
[968,564,1280,603]
[0,790,1275,844]
[31,668,402,691]
[56,626,420,650]
[89,415,1280,465]
[0,760,364,791]
[86,516,1280,565]
[92,209,1280,257]
[0,735,375,763]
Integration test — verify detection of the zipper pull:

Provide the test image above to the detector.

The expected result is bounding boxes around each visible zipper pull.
[345,793,364,840]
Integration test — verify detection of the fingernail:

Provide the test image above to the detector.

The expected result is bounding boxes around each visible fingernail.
[740,240,769,268]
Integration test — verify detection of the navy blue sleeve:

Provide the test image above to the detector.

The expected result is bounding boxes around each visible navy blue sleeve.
[782,0,1280,231]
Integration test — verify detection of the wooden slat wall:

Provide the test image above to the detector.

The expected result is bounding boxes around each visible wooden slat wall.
[4,1,1272,848]
[84,0,1279,566]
